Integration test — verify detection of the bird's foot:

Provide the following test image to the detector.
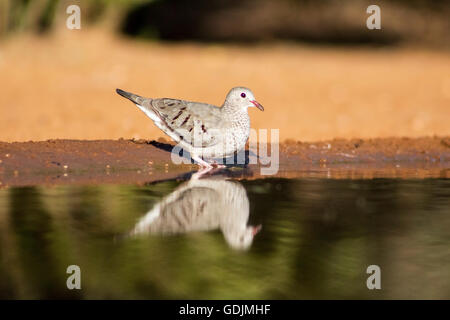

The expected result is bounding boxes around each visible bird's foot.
[191,156,226,179]
[192,155,213,169]
[210,159,226,169]
[191,166,213,179]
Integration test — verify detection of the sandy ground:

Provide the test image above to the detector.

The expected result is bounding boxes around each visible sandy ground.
[0,29,449,143]
[0,137,448,187]
[1,30,449,186]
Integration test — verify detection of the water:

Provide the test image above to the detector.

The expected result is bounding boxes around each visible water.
[0,176,449,299]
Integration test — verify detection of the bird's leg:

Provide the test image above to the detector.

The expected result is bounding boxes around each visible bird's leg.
[191,166,213,180]
[192,155,213,169]
[210,158,226,169]
[191,155,213,179]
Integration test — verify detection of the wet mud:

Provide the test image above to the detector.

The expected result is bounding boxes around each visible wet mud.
[0,136,448,187]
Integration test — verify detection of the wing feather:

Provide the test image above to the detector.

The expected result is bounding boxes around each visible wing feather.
[149,98,224,148]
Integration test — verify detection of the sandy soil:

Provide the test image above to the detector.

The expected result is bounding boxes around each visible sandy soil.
[0,29,449,143]
[0,137,448,187]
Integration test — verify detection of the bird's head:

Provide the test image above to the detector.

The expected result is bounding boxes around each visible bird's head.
[225,87,264,112]
[224,224,262,251]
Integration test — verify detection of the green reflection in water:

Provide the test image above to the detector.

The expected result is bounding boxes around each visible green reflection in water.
[0,178,449,299]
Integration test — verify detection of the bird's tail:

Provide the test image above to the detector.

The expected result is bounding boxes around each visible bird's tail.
[116,88,146,105]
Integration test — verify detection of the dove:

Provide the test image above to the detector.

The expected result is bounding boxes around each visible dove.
[116,87,264,169]
[130,172,261,250]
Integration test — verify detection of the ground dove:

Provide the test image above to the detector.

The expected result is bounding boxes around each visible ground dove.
[116,87,264,168]
[130,172,261,250]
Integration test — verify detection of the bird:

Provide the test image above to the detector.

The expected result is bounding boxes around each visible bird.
[130,172,262,250]
[116,87,264,169]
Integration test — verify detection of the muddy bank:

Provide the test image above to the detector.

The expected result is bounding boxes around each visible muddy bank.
[0,137,449,187]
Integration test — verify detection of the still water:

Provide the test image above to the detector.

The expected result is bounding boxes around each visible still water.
[0,175,449,299]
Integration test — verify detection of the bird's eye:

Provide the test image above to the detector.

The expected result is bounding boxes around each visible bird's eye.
[240,93,246,98]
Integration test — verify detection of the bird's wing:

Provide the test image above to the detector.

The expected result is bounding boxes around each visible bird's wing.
[155,186,220,233]
[149,98,224,148]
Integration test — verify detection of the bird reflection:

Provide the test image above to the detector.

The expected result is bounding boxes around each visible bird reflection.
[130,171,261,250]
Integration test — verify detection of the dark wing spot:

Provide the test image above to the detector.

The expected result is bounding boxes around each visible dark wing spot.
[173,111,183,121]
[182,206,189,220]
[188,127,193,132]
[167,102,175,106]
[173,213,184,228]
[180,107,187,111]
[201,124,207,133]
[199,201,206,213]
[181,115,191,127]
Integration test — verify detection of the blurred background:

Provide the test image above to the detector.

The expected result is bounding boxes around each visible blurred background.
[0,0,449,142]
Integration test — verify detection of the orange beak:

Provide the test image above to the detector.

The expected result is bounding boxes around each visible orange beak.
[251,100,264,111]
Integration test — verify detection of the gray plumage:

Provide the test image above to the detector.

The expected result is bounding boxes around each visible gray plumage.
[116,87,264,167]
[130,174,261,250]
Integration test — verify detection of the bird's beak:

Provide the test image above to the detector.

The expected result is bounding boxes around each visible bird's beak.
[250,100,264,111]
[251,224,262,236]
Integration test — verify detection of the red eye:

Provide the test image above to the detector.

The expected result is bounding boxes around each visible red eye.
[241,93,246,98]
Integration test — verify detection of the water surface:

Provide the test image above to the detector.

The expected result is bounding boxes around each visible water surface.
[0,176,449,299]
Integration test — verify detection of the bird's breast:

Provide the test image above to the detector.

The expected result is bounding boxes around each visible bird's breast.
[223,116,250,152]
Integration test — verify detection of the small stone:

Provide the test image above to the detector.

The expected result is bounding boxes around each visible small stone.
[63,165,68,169]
